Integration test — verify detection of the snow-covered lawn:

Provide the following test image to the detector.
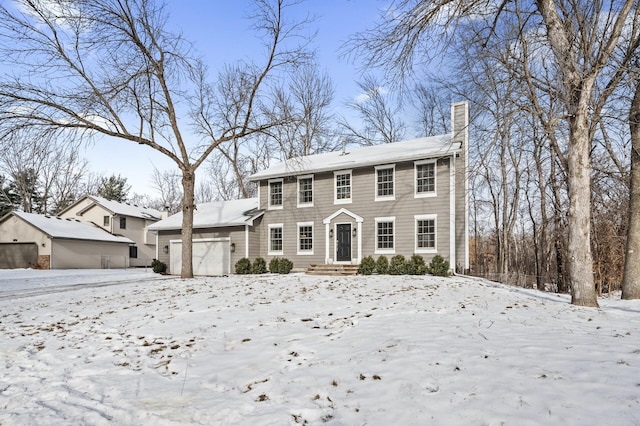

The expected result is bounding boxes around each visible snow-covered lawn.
[1,270,639,425]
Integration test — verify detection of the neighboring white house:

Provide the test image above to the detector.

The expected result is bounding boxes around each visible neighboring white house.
[0,211,133,269]
[59,195,163,267]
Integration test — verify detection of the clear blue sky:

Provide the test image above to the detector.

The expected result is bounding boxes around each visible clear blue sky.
[84,0,386,196]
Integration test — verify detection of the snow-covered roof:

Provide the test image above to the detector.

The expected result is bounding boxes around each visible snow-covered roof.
[249,134,460,181]
[147,198,262,231]
[64,195,162,220]
[7,211,134,244]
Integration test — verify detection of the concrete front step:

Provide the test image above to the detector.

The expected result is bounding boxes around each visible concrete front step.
[306,264,360,276]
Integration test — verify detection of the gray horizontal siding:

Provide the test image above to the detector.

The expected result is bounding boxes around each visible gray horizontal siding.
[258,156,455,269]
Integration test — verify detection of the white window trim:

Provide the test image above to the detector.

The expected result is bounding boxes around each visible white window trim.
[268,178,284,210]
[415,214,437,254]
[375,216,396,255]
[297,175,314,208]
[334,170,353,205]
[374,164,396,202]
[268,223,284,256]
[297,221,314,255]
[414,160,437,198]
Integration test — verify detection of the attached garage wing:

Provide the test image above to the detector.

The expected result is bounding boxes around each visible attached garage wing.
[170,238,230,276]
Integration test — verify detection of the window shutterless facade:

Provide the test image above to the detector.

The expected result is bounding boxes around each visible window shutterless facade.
[297,175,313,207]
[103,216,110,226]
[415,214,437,253]
[334,170,352,204]
[268,224,283,255]
[375,165,395,201]
[375,217,395,254]
[297,222,313,255]
[119,216,126,229]
[415,160,436,197]
[268,179,283,209]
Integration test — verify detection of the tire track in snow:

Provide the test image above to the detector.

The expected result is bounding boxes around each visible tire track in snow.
[0,276,171,301]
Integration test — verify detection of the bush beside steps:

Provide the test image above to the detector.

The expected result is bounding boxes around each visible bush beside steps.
[234,257,292,274]
[358,254,451,277]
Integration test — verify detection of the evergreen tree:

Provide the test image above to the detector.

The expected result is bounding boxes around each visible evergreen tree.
[96,175,130,202]
[0,175,20,216]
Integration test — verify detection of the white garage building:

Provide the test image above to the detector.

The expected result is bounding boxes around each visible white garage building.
[0,211,134,269]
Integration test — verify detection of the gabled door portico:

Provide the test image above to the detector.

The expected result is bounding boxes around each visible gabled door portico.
[323,208,363,264]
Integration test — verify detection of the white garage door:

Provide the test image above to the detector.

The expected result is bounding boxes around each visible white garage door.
[170,238,230,276]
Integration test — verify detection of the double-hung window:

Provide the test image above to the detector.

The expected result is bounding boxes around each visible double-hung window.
[297,222,313,255]
[415,160,436,197]
[269,179,283,209]
[415,215,437,253]
[334,170,352,204]
[119,216,126,229]
[375,165,395,201]
[268,224,283,255]
[297,175,313,207]
[375,217,395,254]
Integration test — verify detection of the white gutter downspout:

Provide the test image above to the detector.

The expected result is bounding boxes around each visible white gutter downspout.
[450,153,456,271]
[155,231,159,260]
[245,224,250,258]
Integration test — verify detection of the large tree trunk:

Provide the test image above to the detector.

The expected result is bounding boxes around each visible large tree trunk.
[180,168,195,279]
[567,114,599,307]
[622,79,640,300]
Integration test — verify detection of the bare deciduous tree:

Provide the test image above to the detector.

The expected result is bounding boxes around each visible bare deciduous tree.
[0,129,88,214]
[411,83,450,137]
[339,75,406,145]
[622,70,640,299]
[269,64,337,157]
[150,168,182,214]
[0,0,311,278]
[349,0,639,306]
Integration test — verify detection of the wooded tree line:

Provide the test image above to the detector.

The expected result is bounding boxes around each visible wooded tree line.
[0,0,638,304]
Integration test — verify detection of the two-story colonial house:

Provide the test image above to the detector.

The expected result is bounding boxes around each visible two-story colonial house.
[249,101,469,272]
[59,195,164,267]
[148,101,469,275]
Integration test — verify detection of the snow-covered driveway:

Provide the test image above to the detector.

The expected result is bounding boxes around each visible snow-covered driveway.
[0,269,164,300]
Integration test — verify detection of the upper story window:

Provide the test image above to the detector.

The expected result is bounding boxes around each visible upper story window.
[334,170,352,204]
[415,160,436,197]
[375,217,395,254]
[415,214,437,253]
[269,179,283,210]
[375,165,395,201]
[103,216,110,226]
[119,216,126,229]
[297,175,313,207]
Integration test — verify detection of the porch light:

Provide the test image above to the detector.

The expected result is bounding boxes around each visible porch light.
[352,228,357,237]
[163,245,169,254]
[230,242,236,253]
[329,229,333,238]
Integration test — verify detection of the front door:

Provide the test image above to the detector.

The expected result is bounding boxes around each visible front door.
[336,224,351,262]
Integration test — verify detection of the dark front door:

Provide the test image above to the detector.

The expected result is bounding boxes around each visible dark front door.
[336,224,351,262]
